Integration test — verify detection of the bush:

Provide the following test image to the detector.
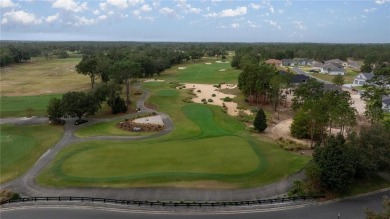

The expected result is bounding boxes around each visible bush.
[201,98,206,102]
[134,90,142,95]
[212,94,216,97]
[208,99,213,102]
[109,95,127,114]
[253,108,267,132]
[223,96,233,102]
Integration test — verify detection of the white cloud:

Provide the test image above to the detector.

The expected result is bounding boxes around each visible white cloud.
[278,9,285,14]
[0,0,17,8]
[364,8,377,12]
[231,23,240,29]
[46,13,60,23]
[93,10,100,15]
[188,7,201,14]
[293,21,306,30]
[285,0,292,6]
[247,20,261,28]
[132,10,141,16]
[105,0,128,9]
[98,15,108,20]
[2,10,42,25]
[128,0,144,7]
[217,24,227,29]
[73,15,95,26]
[265,19,281,30]
[375,0,390,4]
[204,12,218,18]
[250,3,261,10]
[52,0,87,12]
[140,4,152,12]
[159,7,181,19]
[220,6,247,17]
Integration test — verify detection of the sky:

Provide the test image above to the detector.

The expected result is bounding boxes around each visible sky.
[0,0,389,43]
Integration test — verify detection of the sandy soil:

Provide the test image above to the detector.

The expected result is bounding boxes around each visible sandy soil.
[346,89,366,115]
[178,67,187,70]
[205,63,212,65]
[183,83,251,116]
[133,115,164,126]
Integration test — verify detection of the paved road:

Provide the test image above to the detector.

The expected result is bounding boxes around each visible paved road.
[2,189,389,219]
[0,86,304,202]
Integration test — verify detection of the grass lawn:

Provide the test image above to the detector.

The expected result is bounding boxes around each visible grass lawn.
[158,60,240,84]
[0,94,62,118]
[38,82,309,189]
[0,57,90,96]
[309,69,359,84]
[0,123,63,183]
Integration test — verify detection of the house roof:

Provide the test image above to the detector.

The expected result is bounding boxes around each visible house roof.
[265,59,281,65]
[291,74,310,84]
[312,61,324,68]
[325,59,345,65]
[383,95,390,105]
[322,63,345,72]
[323,84,343,93]
[360,72,375,80]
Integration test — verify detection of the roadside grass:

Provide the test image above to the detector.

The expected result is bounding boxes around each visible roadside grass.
[0,123,63,183]
[0,57,89,96]
[309,70,359,84]
[0,94,62,118]
[38,82,309,188]
[345,174,390,197]
[158,61,240,84]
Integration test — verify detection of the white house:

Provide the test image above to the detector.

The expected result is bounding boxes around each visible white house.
[320,63,346,75]
[353,72,374,86]
[383,95,390,112]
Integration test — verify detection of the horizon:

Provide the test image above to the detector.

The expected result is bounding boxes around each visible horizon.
[1,0,389,43]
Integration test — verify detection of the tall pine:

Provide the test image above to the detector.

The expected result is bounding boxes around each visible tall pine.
[254,108,267,132]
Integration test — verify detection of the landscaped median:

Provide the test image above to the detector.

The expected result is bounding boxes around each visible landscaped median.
[37,82,309,189]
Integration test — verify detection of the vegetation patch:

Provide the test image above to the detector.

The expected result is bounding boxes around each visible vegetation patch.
[0,123,63,183]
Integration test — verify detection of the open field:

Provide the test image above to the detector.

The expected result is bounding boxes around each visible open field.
[0,57,89,96]
[158,60,240,84]
[0,94,62,118]
[38,82,309,188]
[309,69,359,84]
[0,123,63,183]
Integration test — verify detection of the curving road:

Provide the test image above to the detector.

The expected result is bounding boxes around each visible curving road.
[0,87,304,202]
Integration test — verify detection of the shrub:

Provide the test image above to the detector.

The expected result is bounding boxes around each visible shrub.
[212,94,216,97]
[201,98,206,102]
[134,90,142,95]
[208,99,213,102]
[197,90,201,93]
[253,108,267,132]
[223,97,233,102]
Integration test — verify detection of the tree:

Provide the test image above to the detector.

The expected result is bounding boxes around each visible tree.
[313,134,355,193]
[332,74,345,86]
[75,55,98,88]
[269,74,287,112]
[47,97,63,124]
[253,108,267,132]
[110,59,141,106]
[61,91,100,121]
[108,95,127,114]
[290,109,312,139]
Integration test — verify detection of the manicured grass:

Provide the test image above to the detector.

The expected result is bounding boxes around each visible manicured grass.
[309,70,359,84]
[0,94,62,118]
[158,60,240,84]
[0,57,90,96]
[38,82,309,188]
[0,123,63,183]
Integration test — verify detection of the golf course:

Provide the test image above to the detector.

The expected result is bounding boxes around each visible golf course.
[2,57,309,190]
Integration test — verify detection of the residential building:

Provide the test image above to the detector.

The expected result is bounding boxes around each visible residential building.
[320,63,346,75]
[265,59,281,66]
[353,72,374,86]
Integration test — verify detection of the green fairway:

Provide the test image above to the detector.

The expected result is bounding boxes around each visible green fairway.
[159,61,240,84]
[0,123,63,183]
[38,82,309,188]
[0,94,62,118]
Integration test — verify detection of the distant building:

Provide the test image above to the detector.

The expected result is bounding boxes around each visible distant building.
[290,74,310,85]
[353,72,374,86]
[265,59,281,66]
[281,59,295,67]
[320,63,346,75]
[312,61,324,70]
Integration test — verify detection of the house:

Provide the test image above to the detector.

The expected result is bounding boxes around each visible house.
[347,61,360,70]
[281,59,294,67]
[320,63,346,75]
[265,59,281,66]
[312,61,324,70]
[290,74,310,85]
[294,58,313,66]
[325,59,346,66]
[382,95,390,112]
[353,72,374,86]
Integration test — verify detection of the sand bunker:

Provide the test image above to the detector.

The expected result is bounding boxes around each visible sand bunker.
[183,83,251,116]
[216,61,229,63]
[133,115,164,126]
[219,69,226,72]
[205,63,212,65]
[178,67,187,70]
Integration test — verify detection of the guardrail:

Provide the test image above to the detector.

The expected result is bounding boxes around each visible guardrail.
[0,195,325,207]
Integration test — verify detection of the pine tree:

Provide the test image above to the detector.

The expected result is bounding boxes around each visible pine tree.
[253,108,267,132]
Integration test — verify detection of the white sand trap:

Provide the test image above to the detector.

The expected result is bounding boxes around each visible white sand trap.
[205,63,212,65]
[144,79,165,82]
[178,67,187,70]
[133,115,164,126]
[215,61,229,63]
[184,83,251,116]
[219,69,226,72]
